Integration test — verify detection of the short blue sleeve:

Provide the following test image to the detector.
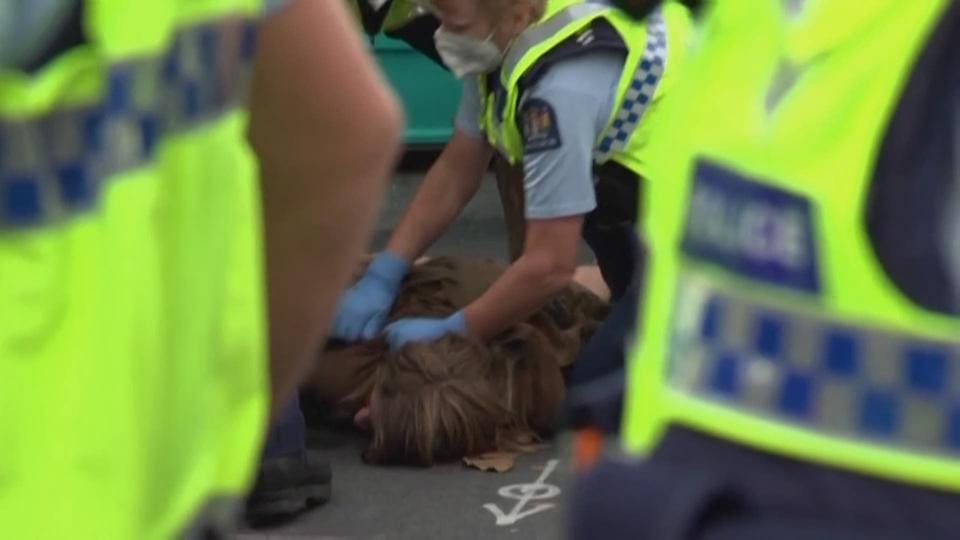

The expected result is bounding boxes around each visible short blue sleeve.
[0,0,77,69]
[520,50,625,220]
[455,78,485,139]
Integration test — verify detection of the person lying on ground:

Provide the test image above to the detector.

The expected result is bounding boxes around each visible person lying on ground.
[304,256,610,466]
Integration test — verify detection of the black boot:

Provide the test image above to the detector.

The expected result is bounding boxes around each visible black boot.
[245,449,332,528]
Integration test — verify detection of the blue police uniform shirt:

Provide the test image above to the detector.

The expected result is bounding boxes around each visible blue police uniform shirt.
[456,50,627,220]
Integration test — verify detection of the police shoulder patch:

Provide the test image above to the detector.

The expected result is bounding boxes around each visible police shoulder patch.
[520,98,562,155]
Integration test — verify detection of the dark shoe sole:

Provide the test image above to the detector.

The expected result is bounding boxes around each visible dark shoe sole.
[246,482,332,528]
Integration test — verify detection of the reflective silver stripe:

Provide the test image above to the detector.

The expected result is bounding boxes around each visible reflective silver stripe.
[502,2,609,82]
[0,16,257,230]
[782,0,808,19]
[669,272,960,457]
[593,9,667,163]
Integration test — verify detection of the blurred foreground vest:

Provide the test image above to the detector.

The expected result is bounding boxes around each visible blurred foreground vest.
[0,0,270,536]
[623,0,960,492]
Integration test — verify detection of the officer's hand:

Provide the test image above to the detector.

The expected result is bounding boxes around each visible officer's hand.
[331,252,410,341]
[384,311,467,350]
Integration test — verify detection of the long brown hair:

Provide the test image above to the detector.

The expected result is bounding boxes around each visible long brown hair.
[364,337,510,466]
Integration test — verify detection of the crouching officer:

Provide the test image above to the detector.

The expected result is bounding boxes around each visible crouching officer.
[572,0,960,538]
[331,0,692,349]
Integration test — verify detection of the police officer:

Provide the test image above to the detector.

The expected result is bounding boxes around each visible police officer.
[331,0,691,350]
[572,0,960,538]
[0,0,402,537]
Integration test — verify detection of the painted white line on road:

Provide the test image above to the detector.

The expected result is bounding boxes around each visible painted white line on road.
[483,459,561,527]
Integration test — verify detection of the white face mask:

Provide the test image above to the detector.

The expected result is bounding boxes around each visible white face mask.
[434,27,504,78]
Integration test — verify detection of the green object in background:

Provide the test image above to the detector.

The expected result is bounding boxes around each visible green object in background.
[373,36,461,146]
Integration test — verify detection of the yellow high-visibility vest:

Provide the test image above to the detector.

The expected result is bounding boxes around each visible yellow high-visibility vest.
[479,0,691,184]
[623,0,960,492]
[0,1,270,536]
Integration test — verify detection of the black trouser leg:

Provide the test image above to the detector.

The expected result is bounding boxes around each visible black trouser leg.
[581,218,640,302]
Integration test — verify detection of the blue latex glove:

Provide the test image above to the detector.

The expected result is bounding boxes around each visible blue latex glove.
[331,252,410,341]
[384,311,468,350]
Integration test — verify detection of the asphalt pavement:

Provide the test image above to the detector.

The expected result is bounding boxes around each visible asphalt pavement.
[231,423,571,540]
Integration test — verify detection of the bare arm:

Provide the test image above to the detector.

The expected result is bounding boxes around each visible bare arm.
[385,129,493,262]
[462,215,583,340]
[248,0,404,418]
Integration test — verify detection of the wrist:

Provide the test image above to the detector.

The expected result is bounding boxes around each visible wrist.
[368,251,410,288]
[446,310,468,336]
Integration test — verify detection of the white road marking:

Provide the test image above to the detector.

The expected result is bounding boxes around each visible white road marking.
[483,459,561,527]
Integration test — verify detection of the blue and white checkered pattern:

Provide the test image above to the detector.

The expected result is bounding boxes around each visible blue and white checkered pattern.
[593,9,667,164]
[0,17,258,229]
[668,273,960,456]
